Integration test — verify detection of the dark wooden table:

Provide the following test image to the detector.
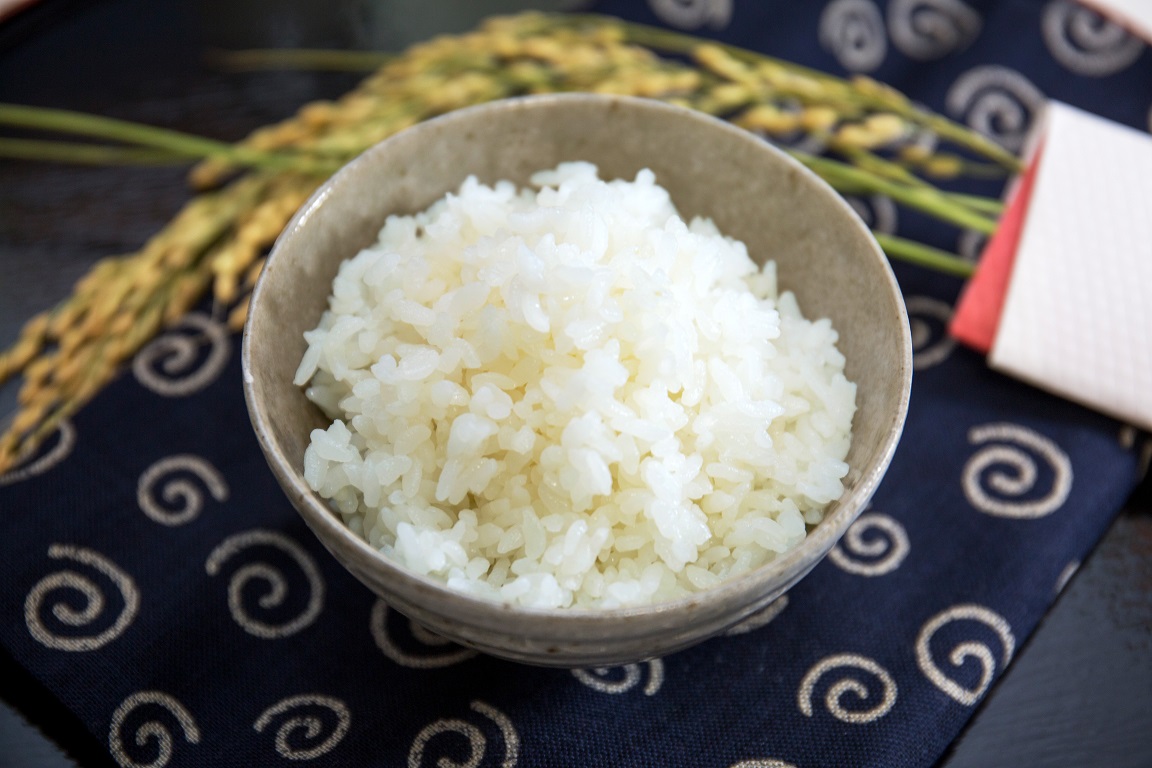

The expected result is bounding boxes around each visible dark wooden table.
[2,1,1150,765]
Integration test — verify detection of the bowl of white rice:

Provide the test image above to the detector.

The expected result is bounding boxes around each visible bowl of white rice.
[243,93,911,667]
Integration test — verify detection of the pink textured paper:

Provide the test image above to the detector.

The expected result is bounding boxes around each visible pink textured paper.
[989,101,1152,430]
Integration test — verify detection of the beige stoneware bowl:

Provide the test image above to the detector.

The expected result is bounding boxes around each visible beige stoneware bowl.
[243,94,912,667]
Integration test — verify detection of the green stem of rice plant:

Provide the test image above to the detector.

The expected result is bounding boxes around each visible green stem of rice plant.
[953,159,1015,179]
[794,152,999,235]
[205,48,394,72]
[0,103,341,176]
[874,233,976,278]
[0,137,189,165]
[836,145,923,186]
[565,14,1023,173]
[944,191,1005,216]
[837,145,1005,220]
[562,15,840,88]
[907,113,1022,174]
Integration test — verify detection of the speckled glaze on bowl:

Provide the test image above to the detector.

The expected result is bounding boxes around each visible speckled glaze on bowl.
[242,93,912,667]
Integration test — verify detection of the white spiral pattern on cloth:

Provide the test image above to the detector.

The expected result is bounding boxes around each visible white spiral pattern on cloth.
[798,653,897,723]
[846,194,899,235]
[108,691,200,768]
[916,603,1015,706]
[0,419,76,486]
[205,530,325,638]
[888,0,982,60]
[946,66,1046,152]
[647,0,733,30]
[408,701,519,768]
[725,595,789,635]
[963,423,1073,518]
[1042,0,1144,77]
[905,295,957,370]
[370,600,477,668]
[137,454,228,526]
[572,659,664,695]
[819,0,888,72]
[132,312,230,397]
[1119,424,1138,450]
[956,228,987,263]
[1055,560,1080,594]
[253,694,351,760]
[829,513,910,576]
[25,544,140,652]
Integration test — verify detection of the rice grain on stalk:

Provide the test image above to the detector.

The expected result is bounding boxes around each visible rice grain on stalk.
[0,12,1014,472]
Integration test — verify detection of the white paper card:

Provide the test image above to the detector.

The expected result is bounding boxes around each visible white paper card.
[1079,0,1152,44]
[990,101,1152,430]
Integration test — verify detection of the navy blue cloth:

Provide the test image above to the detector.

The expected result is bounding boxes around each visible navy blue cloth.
[1,1,1150,766]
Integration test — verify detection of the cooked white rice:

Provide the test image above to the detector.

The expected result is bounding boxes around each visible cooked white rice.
[295,162,855,610]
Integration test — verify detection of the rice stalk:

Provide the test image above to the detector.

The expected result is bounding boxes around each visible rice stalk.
[0,138,188,165]
[0,104,341,176]
[0,11,1015,472]
[568,14,1024,173]
[872,235,976,278]
[793,153,999,234]
[0,172,314,471]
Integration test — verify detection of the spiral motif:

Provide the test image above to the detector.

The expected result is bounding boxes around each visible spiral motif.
[904,295,957,370]
[963,423,1073,518]
[205,530,325,638]
[1140,435,1152,479]
[798,653,897,723]
[887,0,982,60]
[819,0,887,73]
[1119,424,1138,450]
[572,659,664,696]
[132,311,230,397]
[647,0,733,30]
[253,694,351,760]
[25,544,140,652]
[408,700,519,768]
[0,419,76,487]
[725,596,789,635]
[945,66,1046,152]
[916,603,1015,706]
[108,691,200,768]
[370,600,477,668]
[901,124,941,155]
[845,195,898,236]
[1055,560,1080,594]
[136,454,229,526]
[1042,1,1144,77]
[829,513,910,576]
[1118,425,1152,481]
[956,228,987,263]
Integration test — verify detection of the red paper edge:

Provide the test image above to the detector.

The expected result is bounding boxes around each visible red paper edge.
[948,142,1045,355]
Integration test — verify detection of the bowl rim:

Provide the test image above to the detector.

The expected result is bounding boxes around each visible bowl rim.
[242,92,912,628]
